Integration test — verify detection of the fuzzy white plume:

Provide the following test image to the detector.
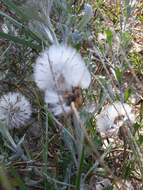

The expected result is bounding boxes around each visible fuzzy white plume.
[34,44,91,116]
[50,103,72,116]
[34,44,91,91]
[96,102,135,137]
[0,92,32,129]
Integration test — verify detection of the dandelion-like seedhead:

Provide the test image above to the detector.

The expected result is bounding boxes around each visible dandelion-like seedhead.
[34,44,91,116]
[34,44,91,91]
[0,92,32,129]
[96,102,135,137]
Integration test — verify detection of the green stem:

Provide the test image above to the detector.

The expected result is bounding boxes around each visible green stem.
[75,145,84,190]
[4,129,17,149]
[43,105,49,190]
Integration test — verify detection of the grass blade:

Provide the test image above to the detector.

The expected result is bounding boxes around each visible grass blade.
[75,145,84,190]
[0,5,46,45]
[0,31,41,50]
[0,10,22,26]
[43,105,49,189]
[1,0,29,22]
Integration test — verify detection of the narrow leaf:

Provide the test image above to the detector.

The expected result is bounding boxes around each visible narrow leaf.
[0,32,41,50]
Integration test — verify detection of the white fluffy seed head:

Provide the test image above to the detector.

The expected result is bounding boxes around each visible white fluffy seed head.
[34,44,91,91]
[34,44,91,116]
[96,102,135,137]
[50,103,72,116]
[0,92,32,129]
[44,90,72,116]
